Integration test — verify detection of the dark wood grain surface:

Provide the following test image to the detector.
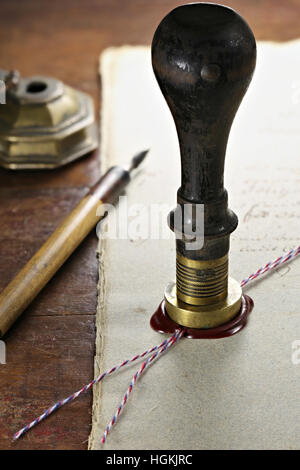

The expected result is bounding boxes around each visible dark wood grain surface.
[0,0,299,450]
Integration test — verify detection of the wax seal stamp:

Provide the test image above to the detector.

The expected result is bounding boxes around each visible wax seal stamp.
[150,3,256,337]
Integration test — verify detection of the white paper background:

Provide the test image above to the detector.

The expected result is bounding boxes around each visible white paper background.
[89,43,300,450]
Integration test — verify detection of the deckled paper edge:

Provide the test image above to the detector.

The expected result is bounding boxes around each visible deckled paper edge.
[88,46,148,449]
[88,48,111,450]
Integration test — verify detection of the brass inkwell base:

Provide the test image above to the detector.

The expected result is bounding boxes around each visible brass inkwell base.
[0,69,98,169]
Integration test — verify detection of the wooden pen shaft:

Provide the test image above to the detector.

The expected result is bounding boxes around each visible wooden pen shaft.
[0,166,130,336]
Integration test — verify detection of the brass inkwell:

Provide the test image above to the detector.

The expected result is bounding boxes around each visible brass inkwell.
[0,69,97,169]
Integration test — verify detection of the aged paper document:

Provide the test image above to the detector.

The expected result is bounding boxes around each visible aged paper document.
[89,43,300,449]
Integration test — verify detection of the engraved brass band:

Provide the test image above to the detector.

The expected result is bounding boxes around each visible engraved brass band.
[176,253,228,306]
[165,277,242,329]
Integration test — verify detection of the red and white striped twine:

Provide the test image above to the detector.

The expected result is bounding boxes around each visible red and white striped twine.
[101,328,184,444]
[13,331,181,441]
[13,245,300,445]
[240,245,300,287]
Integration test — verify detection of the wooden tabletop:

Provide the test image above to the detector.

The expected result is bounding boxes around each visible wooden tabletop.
[0,0,299,450]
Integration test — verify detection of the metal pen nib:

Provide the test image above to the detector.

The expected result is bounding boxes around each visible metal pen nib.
[127,149,149,173]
